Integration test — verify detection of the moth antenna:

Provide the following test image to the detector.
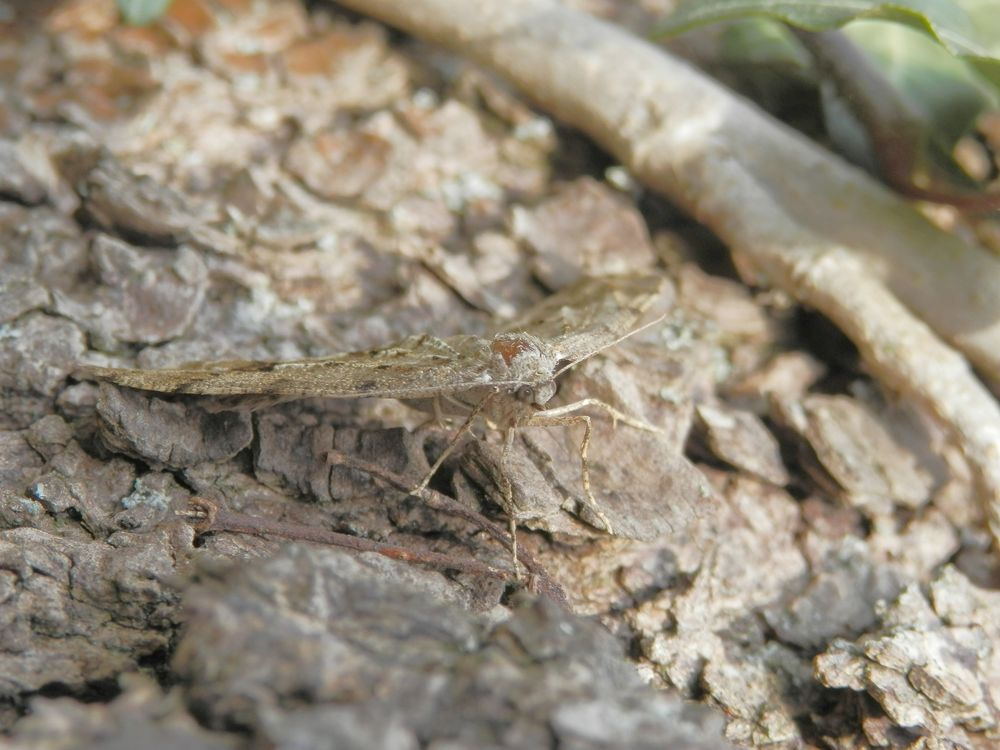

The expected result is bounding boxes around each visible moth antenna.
[553,312,667,378]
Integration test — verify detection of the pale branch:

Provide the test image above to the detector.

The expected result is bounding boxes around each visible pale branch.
[333,0,1000,549]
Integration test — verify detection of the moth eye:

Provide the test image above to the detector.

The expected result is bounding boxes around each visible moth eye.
[515,385,534,403]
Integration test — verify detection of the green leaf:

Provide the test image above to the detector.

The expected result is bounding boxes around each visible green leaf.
[845,20,997,141]
[958,0,1000,87]
[660,0,1000,200]
[656,0,985,58]
[116,0,173,26]
[658,0,1000,143]
[718,17,812,69]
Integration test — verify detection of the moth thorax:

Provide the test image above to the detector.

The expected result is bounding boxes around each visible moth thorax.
[489,333,536,365]
[489,333,557,379]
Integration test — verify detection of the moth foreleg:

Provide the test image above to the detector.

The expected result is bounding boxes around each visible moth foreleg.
[409,389,496,496]
[536,398,662,434]
[499,427,521,580]
[431,396,446,428]
[524,412,614,535]
[414,396,450,431]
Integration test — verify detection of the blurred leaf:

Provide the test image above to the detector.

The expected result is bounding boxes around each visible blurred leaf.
[712,20,821,121]
[657,0,993,59]
[117,0,172,26]
[660,0,1000,203]
[718,18,812,70]
[846,20,997,142]
[959,0,1000,87]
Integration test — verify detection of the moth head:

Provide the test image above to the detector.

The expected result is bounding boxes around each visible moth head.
[514,379,556,407]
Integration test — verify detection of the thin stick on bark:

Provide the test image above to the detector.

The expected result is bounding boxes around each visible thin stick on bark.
[326,450,569,606]
[180,496,510,580]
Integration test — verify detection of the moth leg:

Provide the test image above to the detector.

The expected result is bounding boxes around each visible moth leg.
[523,412,614,535]
[440,393,504,431]
[442,393,468,414]
[499,427,522,580]
[536,398,662,434]
[410,390,496,496]
[414,396,449,432]
[432,396,446,429]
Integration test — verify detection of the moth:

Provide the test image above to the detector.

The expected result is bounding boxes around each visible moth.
[79,273,670,566]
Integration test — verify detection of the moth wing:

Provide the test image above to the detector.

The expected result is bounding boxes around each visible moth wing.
[77,334,500,399]
[496,274,672,365]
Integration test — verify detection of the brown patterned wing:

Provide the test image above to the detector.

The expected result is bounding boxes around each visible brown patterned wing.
[495,274,672,367]
[77,334,502,399]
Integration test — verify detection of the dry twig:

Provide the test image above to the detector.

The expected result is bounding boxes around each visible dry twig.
[326,449,570,606]
[178,495,508,579]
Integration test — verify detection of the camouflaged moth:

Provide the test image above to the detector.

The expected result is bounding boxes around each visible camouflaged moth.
[79,273,671,562]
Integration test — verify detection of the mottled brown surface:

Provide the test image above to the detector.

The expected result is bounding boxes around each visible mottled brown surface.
[0,1,997,749]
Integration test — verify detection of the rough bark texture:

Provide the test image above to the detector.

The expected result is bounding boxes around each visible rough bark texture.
[1,1,998,749]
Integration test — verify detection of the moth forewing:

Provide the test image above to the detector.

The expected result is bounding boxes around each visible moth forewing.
[78,275,670,401]
[496,273,672,367]
[78,335,497,400]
